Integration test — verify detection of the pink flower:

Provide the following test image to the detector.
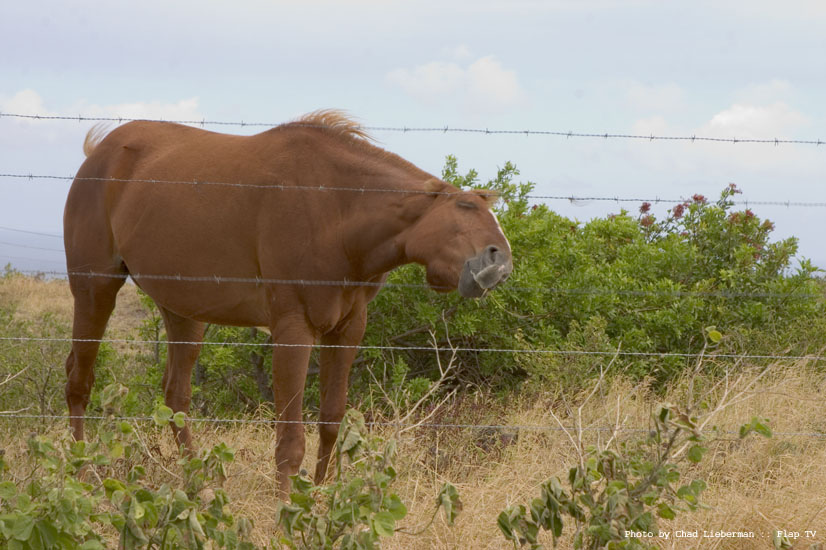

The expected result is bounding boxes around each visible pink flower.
[692,194,707,204]
[672,204,685,219]
[640,215,655,227]
[639,202,651,214]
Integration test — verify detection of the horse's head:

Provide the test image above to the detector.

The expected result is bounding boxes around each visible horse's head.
[404,182,513,298]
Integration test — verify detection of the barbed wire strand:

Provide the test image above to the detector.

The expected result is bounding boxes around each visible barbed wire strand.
[0,240,64,253]
[1,112,824,146]
[0,225,63,238]
[10,268,823,300]
[2,173,826,209]
[1,335,824,362]
[0,412,823,439]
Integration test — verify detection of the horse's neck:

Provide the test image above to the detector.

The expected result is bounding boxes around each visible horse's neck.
[338,176,436,279]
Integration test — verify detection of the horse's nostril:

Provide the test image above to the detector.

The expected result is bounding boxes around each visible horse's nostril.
[486,245,500,261]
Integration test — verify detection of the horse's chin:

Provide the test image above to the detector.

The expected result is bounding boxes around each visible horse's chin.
[424,264,460,294]
[457,263,486,298]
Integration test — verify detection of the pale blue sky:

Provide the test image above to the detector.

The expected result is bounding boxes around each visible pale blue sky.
[1,0,825,271]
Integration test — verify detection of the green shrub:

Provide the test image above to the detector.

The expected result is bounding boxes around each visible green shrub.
[0,384,255,550]
[276,409,460,550]
[496,401,772,549]
[358,158,824,394]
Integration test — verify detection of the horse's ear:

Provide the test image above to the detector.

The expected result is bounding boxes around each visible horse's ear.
[423,178,453,195]
[472,188,500,207]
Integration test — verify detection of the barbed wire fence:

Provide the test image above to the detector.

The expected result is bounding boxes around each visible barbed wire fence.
[1,110,826,442]
[0,412,823,439]
[2,111,825,146]
[0,268,821,299]
[2,172,826,209]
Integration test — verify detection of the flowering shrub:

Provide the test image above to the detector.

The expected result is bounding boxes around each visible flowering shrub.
[358,160,824,391]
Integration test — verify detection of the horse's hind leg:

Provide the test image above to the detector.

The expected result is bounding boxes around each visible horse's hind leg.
[65,272,126,440]
[159,306,205,450]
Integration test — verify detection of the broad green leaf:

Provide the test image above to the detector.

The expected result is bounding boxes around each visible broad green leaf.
[110,441,124,460]
[189,511,206,538]
[371,511,396,537]
[12,515,34,541]
[497,510,516,540]
[656,502,676,520]
[34,521,58,548]
[172,411,187,428]
[152,405,174,426]
[740,417,773,439]
[131,500,145,521]
[0,481,16,500]
[384,494,407,520]
[687,444,707,463]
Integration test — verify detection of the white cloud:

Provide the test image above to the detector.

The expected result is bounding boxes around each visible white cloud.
[466,56,523,107]
[78,97,203,122]
[624,82,685,113]
[0,89,57,121]
[626,90,815,177]
[1,89,203,125]
[734,79,794,104]
[386,55,525,113]
[387,62,465,101]
[700,102,808,140]
[0,90,205,149]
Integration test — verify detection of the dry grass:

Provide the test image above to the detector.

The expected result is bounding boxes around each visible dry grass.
[0,273,147,339]
[2,276,825,548]
[7,365,817,549]
[373,365,826,549]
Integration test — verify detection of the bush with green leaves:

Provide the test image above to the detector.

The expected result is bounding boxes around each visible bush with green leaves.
[496,403,772,550]
[358,157,824,393]
[276,409,461,550]
[0,383,254,550]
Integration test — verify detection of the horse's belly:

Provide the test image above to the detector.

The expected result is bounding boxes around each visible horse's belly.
[133,275,271,327]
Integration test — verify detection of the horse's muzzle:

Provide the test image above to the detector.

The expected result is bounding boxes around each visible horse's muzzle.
[458,245,513,298]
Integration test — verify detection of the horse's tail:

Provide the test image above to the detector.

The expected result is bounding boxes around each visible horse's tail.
[83,124,112,157]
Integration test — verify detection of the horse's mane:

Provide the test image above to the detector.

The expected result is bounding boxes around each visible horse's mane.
[281,110,446,191]
[285,109,373,142]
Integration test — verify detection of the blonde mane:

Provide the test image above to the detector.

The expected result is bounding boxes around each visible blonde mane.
[288,109,373,141]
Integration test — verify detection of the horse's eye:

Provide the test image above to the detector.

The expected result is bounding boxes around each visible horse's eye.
[456,200,478,210]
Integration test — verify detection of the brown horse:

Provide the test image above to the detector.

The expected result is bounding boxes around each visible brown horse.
[63,110,513,495]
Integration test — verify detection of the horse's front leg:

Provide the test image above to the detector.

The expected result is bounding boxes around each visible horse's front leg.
[271,316,315,498]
